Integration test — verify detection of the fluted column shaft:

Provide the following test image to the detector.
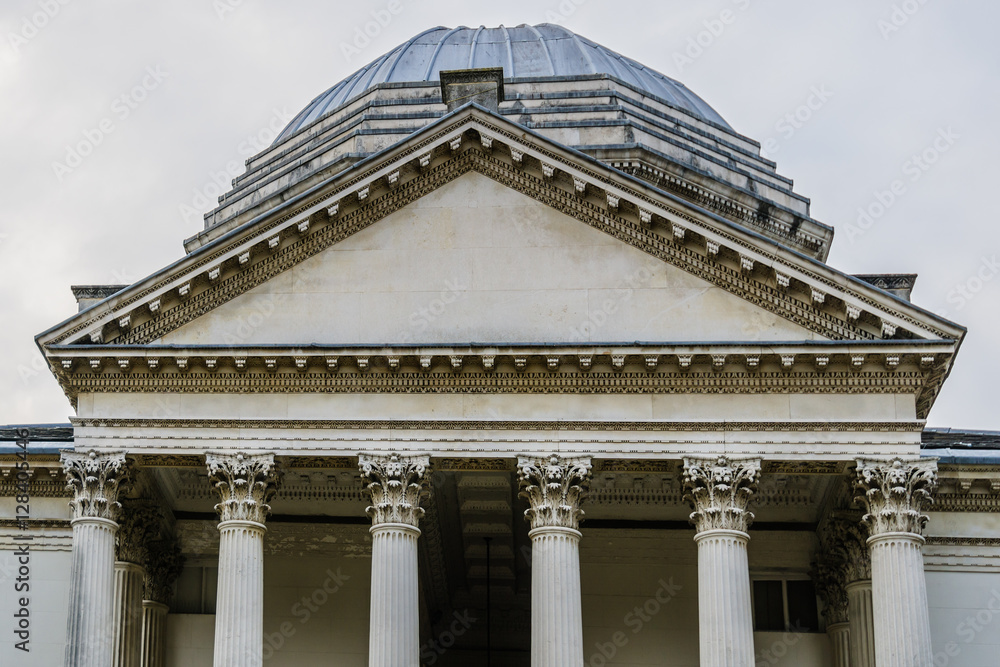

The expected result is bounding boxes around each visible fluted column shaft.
[826,622,850,667]
[214,520,266,667]
[870,533,934,666]
[695,529,754,666]
[139,602,169,667]
[368,524,421,667]
[65,517,119,667]
[529,526,584,667]
[846,580,875,667]
[113,562,145,667]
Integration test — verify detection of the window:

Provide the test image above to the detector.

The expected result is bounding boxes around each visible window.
[752,579,819,632]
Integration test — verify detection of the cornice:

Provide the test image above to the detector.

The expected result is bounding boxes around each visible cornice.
[49,342,950,418]
[37,108,961,357]
[69,417,924,434]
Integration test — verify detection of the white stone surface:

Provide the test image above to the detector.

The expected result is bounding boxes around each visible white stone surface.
[368,524,420,667]
[846,579,875,667]
[161,173,821,347]
[870,533,935,667]
[213,520,266,667]
[530,526,585,667]
[140,601,168,667]
[65,517,118,667]
[113,561,144,667]
[696,529,755,666]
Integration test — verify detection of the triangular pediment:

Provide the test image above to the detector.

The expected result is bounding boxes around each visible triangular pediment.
[38,105,963,354]
[158,171,820,346]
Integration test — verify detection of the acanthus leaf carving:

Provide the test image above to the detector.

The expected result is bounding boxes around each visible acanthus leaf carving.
[358,453,430,527]
[854,457,937,536]
[517,455,592,531]
[682,456,761,533]
[115,501,162,564]
[61,450,131,521]
[205,452,279,524]
[143,539,185,604]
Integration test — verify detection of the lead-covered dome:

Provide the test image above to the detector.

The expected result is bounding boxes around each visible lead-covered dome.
[275,23,729,142]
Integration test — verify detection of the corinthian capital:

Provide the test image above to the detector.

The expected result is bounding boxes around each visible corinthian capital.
[812,556,850,626]
[854,457,937,536]
[115,501,162,564]
[359,453,430,527]
[143,539,185,604]
[824,517,871,582]
[205,452,279,524]
[517,455,592,531]
[682,456,761,534]
[61,450,131,521]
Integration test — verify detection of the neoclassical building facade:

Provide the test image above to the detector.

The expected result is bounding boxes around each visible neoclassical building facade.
[3,23,999,667]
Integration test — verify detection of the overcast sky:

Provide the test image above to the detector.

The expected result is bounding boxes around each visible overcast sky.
[1,0,996,429]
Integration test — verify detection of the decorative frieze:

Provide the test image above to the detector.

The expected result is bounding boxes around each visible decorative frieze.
[62,450,131,521]
[517,455,592,531]
[205,452,279,524]
[682,456,761,533]
[358,453,430,527]
[854,458,937,536]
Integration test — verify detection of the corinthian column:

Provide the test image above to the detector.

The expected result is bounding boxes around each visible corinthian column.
[113,503,160,667]
[140,540,184,667]
[206,452,279,667]
[61,450,131,667]
[854,457,937,667]
[517,454,592,667]
[682,456,760,667]
[812,555,851,667]
[359,453,430,667]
